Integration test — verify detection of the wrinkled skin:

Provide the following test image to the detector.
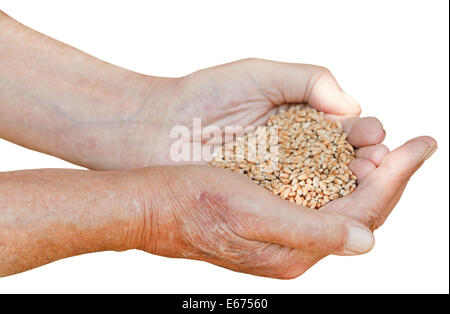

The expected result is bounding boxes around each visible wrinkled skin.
[137,137,435,279]
[0,12,437,278]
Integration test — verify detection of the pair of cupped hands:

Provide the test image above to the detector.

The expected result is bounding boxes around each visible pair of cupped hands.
[60,59,437,279]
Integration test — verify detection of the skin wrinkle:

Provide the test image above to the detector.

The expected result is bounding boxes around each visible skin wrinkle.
[242,64,283,106]
[272,79,288,105]
[203,244,306,279]
[356,144,390,166]
[242,105,277,129]
[303,69,317,106]
[250,107,279,124]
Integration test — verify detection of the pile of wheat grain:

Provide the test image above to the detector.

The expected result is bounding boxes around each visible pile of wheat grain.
[209,105,357,209]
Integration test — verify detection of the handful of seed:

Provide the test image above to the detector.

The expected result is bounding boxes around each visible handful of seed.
[209,105,357,209]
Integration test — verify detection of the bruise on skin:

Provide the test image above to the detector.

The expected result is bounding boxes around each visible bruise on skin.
[198,190,228,205]
[178,190,256,260]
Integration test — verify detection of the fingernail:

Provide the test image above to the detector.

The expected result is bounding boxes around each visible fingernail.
[342,91,361,114]
[423,144,437,161]
[346,227,375,254]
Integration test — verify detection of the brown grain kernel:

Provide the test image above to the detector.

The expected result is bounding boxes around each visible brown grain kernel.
[298,173,309,180]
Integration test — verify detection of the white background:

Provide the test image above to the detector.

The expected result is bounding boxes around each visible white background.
[0,0,448,294]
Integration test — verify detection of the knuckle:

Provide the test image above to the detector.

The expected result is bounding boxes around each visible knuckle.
[315,65,332,77]
[237,57,266,68]
[304,231,345,253]
[368,215,385,231]
[377,143,389,153]
[241,57,263,64]
[364,209,387,231]
[325,232,348,253]
[360,117,385,143]
[364,116,383,126]
[373,144,390,164]
[333,234,349,252]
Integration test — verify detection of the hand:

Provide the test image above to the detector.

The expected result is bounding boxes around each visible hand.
[136,58,385,167]
[0,14,386,171]
[137,135,436,279]
[137,165,375,279]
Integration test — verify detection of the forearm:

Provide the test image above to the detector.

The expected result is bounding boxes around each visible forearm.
[0,168,146,277]
[0,11,167,169]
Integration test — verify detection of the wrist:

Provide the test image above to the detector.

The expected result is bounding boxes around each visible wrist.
[97,169,155,252]
[66,169,148,254]
[130,166,185,256]
[63,74,178,170]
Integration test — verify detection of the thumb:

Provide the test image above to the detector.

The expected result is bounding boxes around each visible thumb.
[323,136,438,230]
[232,184,375,255]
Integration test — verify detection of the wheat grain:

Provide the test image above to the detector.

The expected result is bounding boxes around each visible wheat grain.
[209,105,357,209]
